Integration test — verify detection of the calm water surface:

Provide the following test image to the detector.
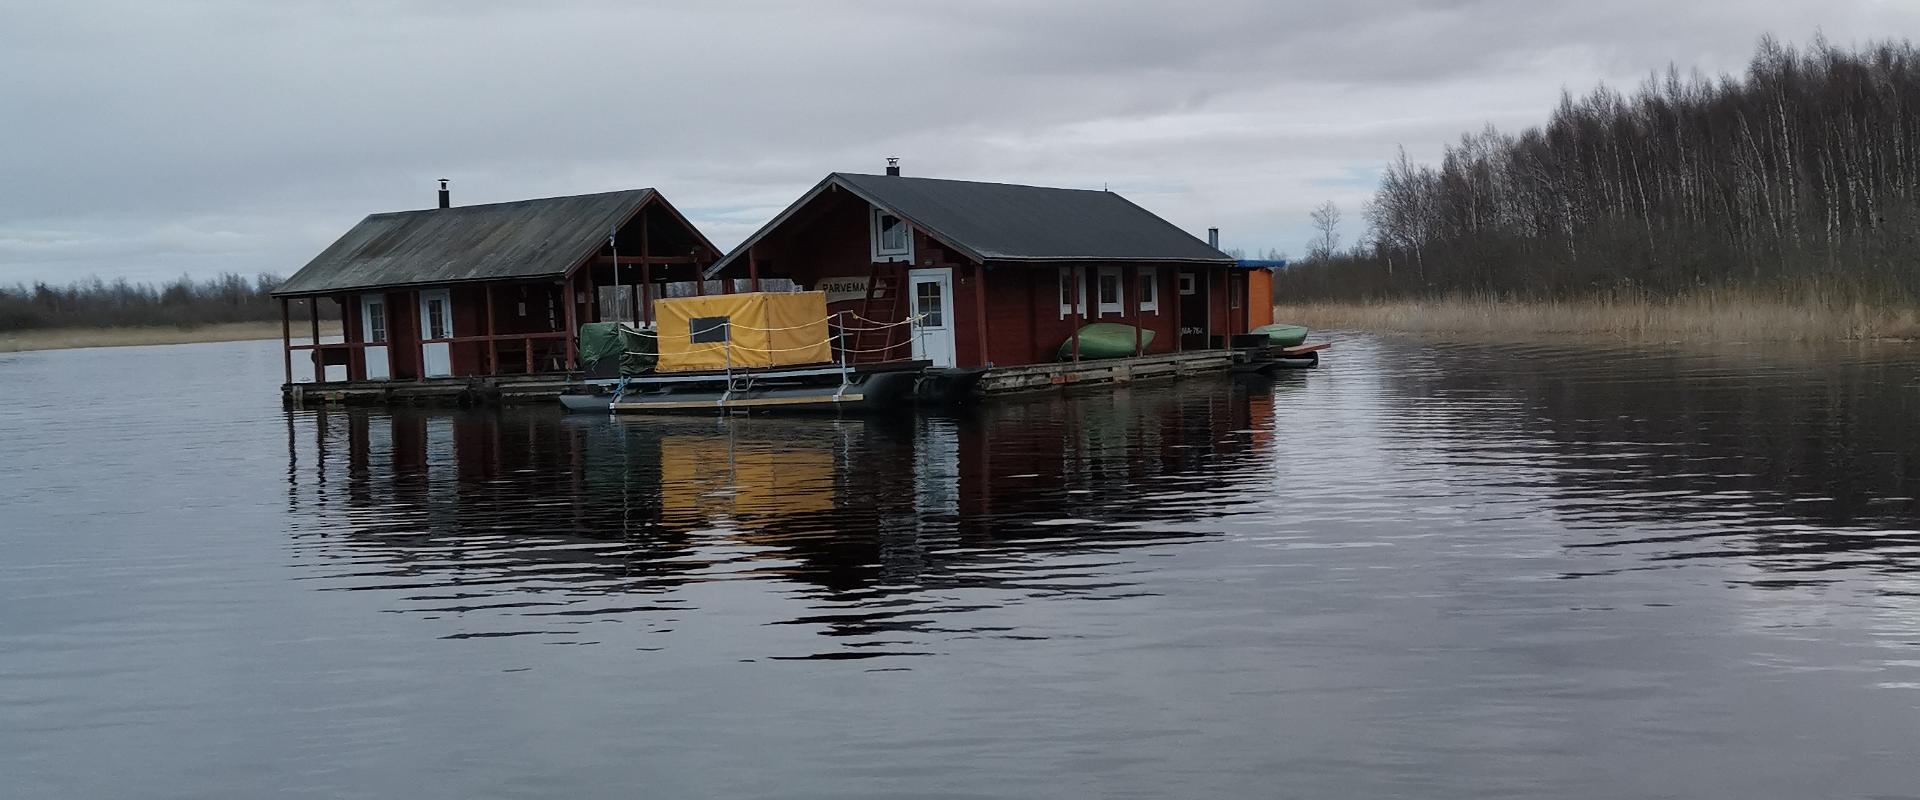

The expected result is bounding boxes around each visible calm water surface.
[5,336,1920,798]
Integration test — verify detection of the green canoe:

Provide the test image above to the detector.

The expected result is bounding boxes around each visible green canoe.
[1250,323,1309,348]
[1058,322,1155,360]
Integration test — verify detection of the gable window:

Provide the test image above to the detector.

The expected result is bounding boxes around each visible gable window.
[1096,266,1124,315]
[872,208,911,261]
[1057,267,1087,318]
[1138,266,1159,313]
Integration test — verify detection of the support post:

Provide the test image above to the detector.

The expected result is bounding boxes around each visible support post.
[280,297,292,386]
[1071,264,1084,363]
[484,284,497,375]
[1204,267,1213,349]
[640,263,652,326]
[972,262,989,367]
[524,337,534,374]
[1127,264,1142,357]
[309,298,322,382]
[748,247,761,293]
[412,290,424,382]
[562,276,577,372]
[1171,270,1183,352]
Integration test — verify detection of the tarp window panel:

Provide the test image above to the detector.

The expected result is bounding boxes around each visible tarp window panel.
[654,291,834,372]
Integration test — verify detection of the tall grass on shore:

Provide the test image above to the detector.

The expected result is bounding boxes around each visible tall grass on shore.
[1274,291,1920,342]
[0,320,344,354]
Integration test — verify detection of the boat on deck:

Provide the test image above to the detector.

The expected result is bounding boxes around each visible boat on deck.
[561,289,968,415]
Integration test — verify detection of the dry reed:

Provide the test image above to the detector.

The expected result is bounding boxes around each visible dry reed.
[1273,291,1920,342]
[0,321,341,354]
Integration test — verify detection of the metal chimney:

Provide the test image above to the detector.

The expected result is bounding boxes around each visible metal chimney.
[1207,227,1220,249]
[885,158,901,177]
[437,179,450,209]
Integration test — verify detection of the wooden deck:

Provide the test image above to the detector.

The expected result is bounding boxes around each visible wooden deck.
[976,350,1238,396]
[283,373,579,407]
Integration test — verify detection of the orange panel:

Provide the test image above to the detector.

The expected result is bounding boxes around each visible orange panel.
[1247,269,1274,328]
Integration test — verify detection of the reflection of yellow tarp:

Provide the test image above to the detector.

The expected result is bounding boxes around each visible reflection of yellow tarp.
[658,435,836,519]
[654,291,834,372]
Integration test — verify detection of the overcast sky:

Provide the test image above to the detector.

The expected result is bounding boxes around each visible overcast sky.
[1,1,1913,286]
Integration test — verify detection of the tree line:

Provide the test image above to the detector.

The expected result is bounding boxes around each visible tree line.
[0,273,292,332]
[1277,34,1920,302]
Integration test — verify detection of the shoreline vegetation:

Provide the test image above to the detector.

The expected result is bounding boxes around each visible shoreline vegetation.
[1277,35,1920,339]
[0,321,340,354]
[1274,294,1920,342]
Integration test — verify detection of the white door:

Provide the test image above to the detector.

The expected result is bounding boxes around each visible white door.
[360,295,390,381]
[907,268,957,368]
[419,289,453,378]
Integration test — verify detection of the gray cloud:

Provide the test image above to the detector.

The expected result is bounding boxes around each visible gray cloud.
[1,0,1913,284]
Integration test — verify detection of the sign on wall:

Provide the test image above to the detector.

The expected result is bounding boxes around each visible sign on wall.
[816,276,875,304]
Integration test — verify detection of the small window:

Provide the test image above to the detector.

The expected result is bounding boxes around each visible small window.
[1178,272,1197,296]
[1229,277,1243,309]
[690,316,730,343]
[914,281,944,328]
[1138,267,1159,313]
[874,209,909,256]
[366,301,387,343]
[1096,266,1124,314]
[426,297,448,339]
[1058,267,1086,318]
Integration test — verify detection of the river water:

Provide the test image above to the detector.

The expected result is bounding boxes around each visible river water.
[3,336,1920,798]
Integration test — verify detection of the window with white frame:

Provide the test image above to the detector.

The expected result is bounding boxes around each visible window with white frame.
[1058,267,1087,318]
[1178,272,1197,295]
[872,208,910,260]
[366,300,387,343]
[1137,266,1159,313]
[1096,266,1124,315]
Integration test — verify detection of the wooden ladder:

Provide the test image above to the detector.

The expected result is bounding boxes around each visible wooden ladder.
[848,262,904,363]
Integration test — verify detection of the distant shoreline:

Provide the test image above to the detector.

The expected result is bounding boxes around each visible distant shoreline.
[1272,297,1920,342]
[0,321,341,353]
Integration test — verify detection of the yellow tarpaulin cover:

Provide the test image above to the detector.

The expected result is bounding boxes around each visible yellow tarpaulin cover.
[654,291,834,372]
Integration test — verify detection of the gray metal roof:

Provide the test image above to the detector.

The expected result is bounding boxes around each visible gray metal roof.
[274,189,656,297]
[708,173,1233,275]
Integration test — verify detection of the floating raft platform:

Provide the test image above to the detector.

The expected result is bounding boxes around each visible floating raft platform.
[977,350,1238,395]
[283,373,580,407]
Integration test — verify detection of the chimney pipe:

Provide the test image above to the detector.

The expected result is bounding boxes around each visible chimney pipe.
[437,179,450,209]
[1207,227,1220,249]
[885,157,900,177]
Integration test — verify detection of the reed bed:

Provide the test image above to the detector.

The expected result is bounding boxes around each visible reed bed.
[0,321,339,353]
[1273,292,1920,342]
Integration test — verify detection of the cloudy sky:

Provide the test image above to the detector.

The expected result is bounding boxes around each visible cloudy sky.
[1,1,1913,286]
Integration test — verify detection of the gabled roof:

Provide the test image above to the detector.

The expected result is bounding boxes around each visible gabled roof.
[275,189,676,297]
[707,172,1233,276]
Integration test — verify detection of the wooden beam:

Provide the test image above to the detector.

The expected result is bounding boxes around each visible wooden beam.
[593,255,698,266]
[972,262,989,367]
[640,262,652,325]
[1171,270,1183,352]
[1127,264,1142,357]
[1071,264,1083,363]
[309,298,322,382]
[748,247,760,292]
[280,297,291,385]
[484,284,497,376]
[562,278,576,371]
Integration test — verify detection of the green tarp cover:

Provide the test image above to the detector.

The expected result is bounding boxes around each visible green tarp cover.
[1057,322,1155,361]
[578,322,658,375]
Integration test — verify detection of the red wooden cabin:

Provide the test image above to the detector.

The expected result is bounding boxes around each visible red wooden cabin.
[273,185,719,386]
[702,166,1251,371]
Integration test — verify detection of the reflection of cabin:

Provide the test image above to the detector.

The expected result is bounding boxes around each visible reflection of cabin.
[273,184,719,388]
[702,164,1256,371]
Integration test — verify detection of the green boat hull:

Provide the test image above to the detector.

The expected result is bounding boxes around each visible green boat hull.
[1057,322,1155,360]
[1251,323,1309,347]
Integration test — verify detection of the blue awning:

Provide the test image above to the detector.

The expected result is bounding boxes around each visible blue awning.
[1234,259,1289,269]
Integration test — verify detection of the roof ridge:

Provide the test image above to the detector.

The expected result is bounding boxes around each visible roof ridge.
[365,187,655,218]
[832,172,1111,194]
